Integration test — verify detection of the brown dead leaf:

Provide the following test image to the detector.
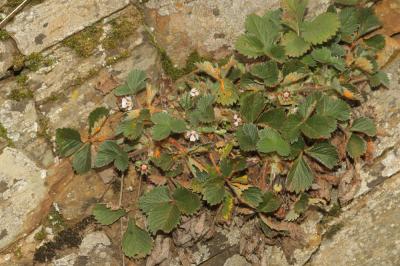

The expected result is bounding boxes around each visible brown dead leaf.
[331,133,347,161]
[259,214,305,241]
[148,174,167,186]
[338,164,361,205]
[354,57,374,73]
[95,70,119,95]
[375,0,400,36]
[365,139,375,165]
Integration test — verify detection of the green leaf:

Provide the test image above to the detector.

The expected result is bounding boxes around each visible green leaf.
[339,7,359,43]
[250,61,280,86]
[92,204,126,225]
[151,153,173,171]
[235,35,264,58]
[357,8,381,36]
[257,191,281,213]
[88,107,109,134]
[316,95,351,121]
[95,141,129,171]
[346,133,367,159]
[147,202,180,233]
[172,187,201,215]
[195,94,215,123]
[151,124,171,141]
[301,114,337,139]
[294,193,309,214]
[72,143,92,174]
[220,193,234,221]
[286,154,314,193]
[350,117,376,136]
[122,220,153,258]
[257,128,291,156]
[241,187,263,208]
[236,123,259,152]
[311,47,345,71]
[117,119,143,140]
[203,176,225,206]
[301,13,340,45]
[364,34,385,50]
[335,0,360,5]
[257,108,286,130]
[55,128,83,157]
[281,0,308,32]
[305,141,339,169]
[240,93,265,123]
[370,71,389,88]
[150,112,187,141]
[282,32,310,57]
[281,113,303,143]
[139,186,170,214]
[298,94,319,119]
[114,69,147,96]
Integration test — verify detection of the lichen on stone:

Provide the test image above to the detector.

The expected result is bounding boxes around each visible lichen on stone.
[63,25,104,57]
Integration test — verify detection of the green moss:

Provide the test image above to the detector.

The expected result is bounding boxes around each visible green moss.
[25,52,55,71]
[324,222,344,240]
[8,75,34,101]
[46,208,65,233]
[0,29,10,41]
[103,18,135,50]
[12,54,25,72]
[64,25,103,57]
[160,50,206,81]
[0,123,14,147]
[105,50,130,66]
[37,116,51,141]
[34,228,47,242]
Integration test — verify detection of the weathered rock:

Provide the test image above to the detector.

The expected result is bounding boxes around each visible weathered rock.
[224,254,251,266]
[145,0,329,65]
[0,40,17,77]
[0,148,47,250]
[5,0,131,55]
[307,173,400,266]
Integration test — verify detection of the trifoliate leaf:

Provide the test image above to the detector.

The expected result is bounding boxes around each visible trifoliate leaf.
[72,143,92,174]
[257,128,291,156]
[220,193,234,221]
[301,13,340,45]
[139,186,170,214]
[369,71,389,88]
[55,128,83,157]
[116,119,143,140]
[92,204,126,225]
[147,202,180,233]
[95,141,129,171]
[298,94,319,119]
[316,95,351,121]
[282,32,310,57]
[350,117,376,136]
[240,92,265,123]
[286,154,314,193]
[301,114,337,139]
[114,69,147,96]
[236,124,259,152]
[281,0,308,32]
[241,187,263,208]
[172,187,201,215]
[203,176,225,206]
[257,191,281,213]
[88,107,109,134]
[195,94,215,123]
[364,34,385,50]
[357,7,381,37]
[257,108,286,130]
[122,220,153,258]
[288,136,306,160]
[305,141,339,169]
[281,113,303,143]
[235,35,264,58]
[250,61,280,86]
[245,13,281,48]
[216,79,239,106]
[339,7,359,43]
[150,112,186,141]
[346,133,367,159]
[311,47,345,71]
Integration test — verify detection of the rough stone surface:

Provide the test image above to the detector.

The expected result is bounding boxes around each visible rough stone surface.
[145,0,330,65]
[224,254,251,266]
[0,148,46,250]
[0,40,17,77]
[5,0,130,55]
[308,173,400,266]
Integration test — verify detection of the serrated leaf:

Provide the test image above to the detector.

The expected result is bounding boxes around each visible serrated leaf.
[241,187,263,208]
[72,143,92,174]
[148,202,180,233]
[235,35,265,58]
[286,154,314,193]
[240,92,265,123]
[370,71,389,88]
[55,128,83,157]
[172,187,201,215]
[195,94,215,123]
[257,108,286,130]
[250,61,280,86]
[282,32,310,57]
[281,113,303,143]
[294,193,309,213]
[95,140,129,171]
[305,141,339,169]
[301,114,337,139]
[350,117,376,136]
[257,128,290,156]
[122,220,153,258]
[88,107,109,134]
[357,7,381,36]
[236,123,259,152]
[92,204,126,225]
[364,34,385,50]
[116,119,143,140]
[315,95,351,121]
[150,112,187,141]
[339,7,359,43]
[151,153,173,171]
[196,61,220,80]
[346,133,367,159]
[301,13,340,45]
[203,176,225,206]
[311,47,345,71]
[298,94,319,119]
[139,186,170,214]
[257,191,281,213]
[281,0,308,32]
[114,69,147,96]
[220,193,234,221]
[216,79,239,106]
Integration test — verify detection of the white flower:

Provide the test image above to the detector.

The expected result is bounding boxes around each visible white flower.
[282,90,291,99]
[233,114,242,127]
[190,87,200,97]
[121,96,133,111]
[185,130,200,142]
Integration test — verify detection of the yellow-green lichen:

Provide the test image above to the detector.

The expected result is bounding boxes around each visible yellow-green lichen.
[46,208,65,233]
[12,54,25,72]
[8,75,34,101]
[34,228,47,242]
[0,123,14,147]
[0,29,10,41]
[105,50,130,66]
[37,116,51,141]
[24,53,55,71]
[64,25,103,57]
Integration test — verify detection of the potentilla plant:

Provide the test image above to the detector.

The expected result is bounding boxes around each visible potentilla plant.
[55,0,391,259]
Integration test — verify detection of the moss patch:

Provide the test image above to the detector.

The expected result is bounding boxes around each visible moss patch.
[0,123,14,147]
[64,25,103,57]
[24,52,55,71]
[0,29,10,41]
[160,50,207,81]
[8,75,34,101]
[105,50,130,66]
